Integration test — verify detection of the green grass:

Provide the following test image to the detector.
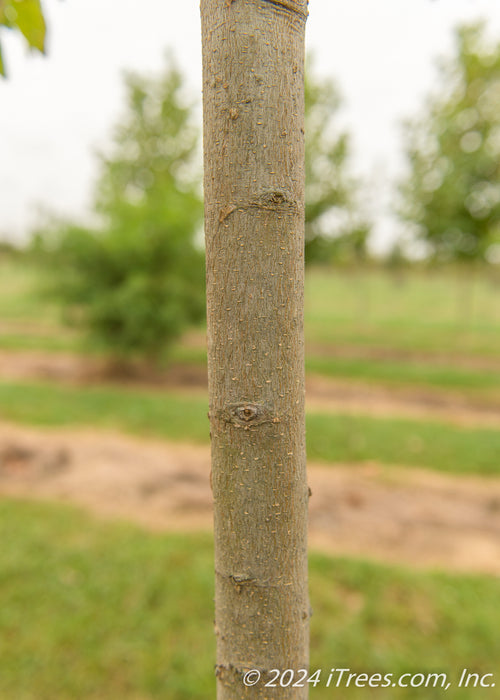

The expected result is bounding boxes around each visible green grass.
[0,333,79,353]
[0,257,77,352]
[0,259,55,322]
[0,499,215,700]
[1,258,500,398]
[0,498,499,699]
[305,266,500,358]
[0,381,210,444]
[306,354,500,403]
[306,412,500,475]
[310,551,500,699]
[1,380,499,475]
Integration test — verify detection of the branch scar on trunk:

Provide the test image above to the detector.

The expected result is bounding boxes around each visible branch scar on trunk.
[260,0,308,20]
[218,402,280,429]
[218,188,297,225]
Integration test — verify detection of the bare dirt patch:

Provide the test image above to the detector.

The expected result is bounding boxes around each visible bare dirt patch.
[1,421,499,576]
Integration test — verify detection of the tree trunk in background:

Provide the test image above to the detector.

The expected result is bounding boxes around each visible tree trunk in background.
[201,0,309,697]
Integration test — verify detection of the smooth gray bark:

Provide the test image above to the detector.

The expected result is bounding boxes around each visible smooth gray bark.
[201,1,309,697]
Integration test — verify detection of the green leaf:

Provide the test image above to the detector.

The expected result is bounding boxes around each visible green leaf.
[0,0,46,53]
[0,39,5,76]
[12,0,46,52]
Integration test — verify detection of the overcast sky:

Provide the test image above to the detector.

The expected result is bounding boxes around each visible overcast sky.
[1,0,500,250]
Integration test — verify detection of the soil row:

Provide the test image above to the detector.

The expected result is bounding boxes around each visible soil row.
[1,421,499,576]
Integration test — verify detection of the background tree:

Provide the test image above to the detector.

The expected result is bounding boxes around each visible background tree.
[398,22,500,264]
[201,0,309,696]
[0,0,46,75]
[304,58,370,264]
[37,56,205,366]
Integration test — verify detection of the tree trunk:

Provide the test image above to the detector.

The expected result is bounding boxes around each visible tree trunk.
[201,1,309,697]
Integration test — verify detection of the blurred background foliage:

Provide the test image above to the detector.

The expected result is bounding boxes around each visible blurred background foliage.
[25,24,500,365]
[304,56,371,265]
[31,56,205,366]
[28,52,377,365]
[398,22,500,264]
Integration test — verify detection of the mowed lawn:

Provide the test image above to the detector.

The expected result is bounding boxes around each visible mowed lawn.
[1,256,499,699]
[0,257,78,352]
[305,266,500,359]
[1,499,499,700]
[1,256,500,400]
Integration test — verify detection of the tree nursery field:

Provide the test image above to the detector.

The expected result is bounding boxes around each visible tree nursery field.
[0,256,499,698]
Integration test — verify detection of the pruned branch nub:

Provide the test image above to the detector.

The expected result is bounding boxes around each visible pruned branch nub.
[252,186,296,212]
[220,402,276,429]
[235,404,259,422]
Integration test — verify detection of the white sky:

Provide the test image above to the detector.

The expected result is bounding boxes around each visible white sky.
[1,0,500,250]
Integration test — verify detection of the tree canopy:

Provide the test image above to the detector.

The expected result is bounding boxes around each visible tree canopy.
[37,56,205,365]
[398,23,500,264]
[304,57,370,264]
[0,0,46,76]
